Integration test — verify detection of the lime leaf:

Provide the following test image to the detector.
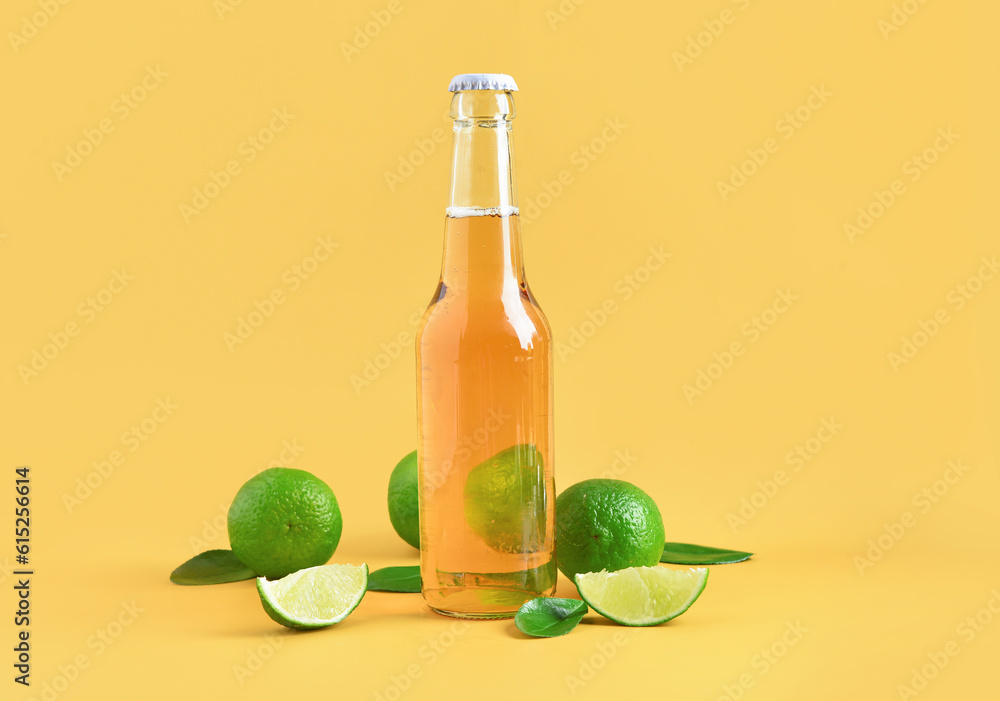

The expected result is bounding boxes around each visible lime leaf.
[170,549,256,585]
[368,566,421,593]
[661,542,753,565]
[515,598,588,637]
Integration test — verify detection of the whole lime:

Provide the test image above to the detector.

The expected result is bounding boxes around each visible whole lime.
[228,467,342,580]
[463,444,547,554]
[387,450,420,549]
[555,479,664,581]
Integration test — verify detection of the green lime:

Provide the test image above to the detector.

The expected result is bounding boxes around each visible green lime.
[463,444,547,554]
[555,478,664,581]
[257,564,368,629]
[387,450,420,549]
[228,467,342,580]
[575,566,708,626]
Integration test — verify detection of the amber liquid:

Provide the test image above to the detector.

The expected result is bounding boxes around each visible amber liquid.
[416,210,556,618]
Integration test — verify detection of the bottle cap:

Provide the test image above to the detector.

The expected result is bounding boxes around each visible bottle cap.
[448,73,518,92]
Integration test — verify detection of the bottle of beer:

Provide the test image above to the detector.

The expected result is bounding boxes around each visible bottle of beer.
[416,73,556,619]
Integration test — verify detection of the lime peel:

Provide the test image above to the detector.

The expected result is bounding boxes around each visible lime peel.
[228,467,342,580]
[555,479,665,581]
[388,451,420,549]
[463,444,546,554]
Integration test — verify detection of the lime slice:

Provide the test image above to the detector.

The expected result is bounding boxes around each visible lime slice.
[574,566,708,626]
[257,563,368,629]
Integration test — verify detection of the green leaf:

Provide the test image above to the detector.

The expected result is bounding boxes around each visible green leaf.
[515,598,588,638]
[170,549,256,585]
[661,542,754,565]
[367,566,421,593]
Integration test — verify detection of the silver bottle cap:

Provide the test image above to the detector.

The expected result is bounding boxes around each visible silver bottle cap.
[448,73,518,92]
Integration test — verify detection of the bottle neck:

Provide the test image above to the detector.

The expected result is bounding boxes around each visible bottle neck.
[447,90,518,214]
[440,89,524,296]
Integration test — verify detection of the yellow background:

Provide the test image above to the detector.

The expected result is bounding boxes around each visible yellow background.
[2,0,998,699]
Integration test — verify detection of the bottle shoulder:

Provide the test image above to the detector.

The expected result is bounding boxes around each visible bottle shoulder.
[417,285,552,349]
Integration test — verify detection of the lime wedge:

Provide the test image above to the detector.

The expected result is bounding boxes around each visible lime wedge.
[574,566,708,626]
[257,563,368,629]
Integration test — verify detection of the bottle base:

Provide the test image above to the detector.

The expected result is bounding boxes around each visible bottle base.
[420,563,557,619]
[422,582,555,619]
[427,605,516,620]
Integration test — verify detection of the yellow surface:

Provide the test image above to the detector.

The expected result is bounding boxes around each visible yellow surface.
[1,1,998,699]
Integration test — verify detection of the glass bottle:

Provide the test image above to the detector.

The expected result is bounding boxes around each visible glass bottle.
[415,73,556,619]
